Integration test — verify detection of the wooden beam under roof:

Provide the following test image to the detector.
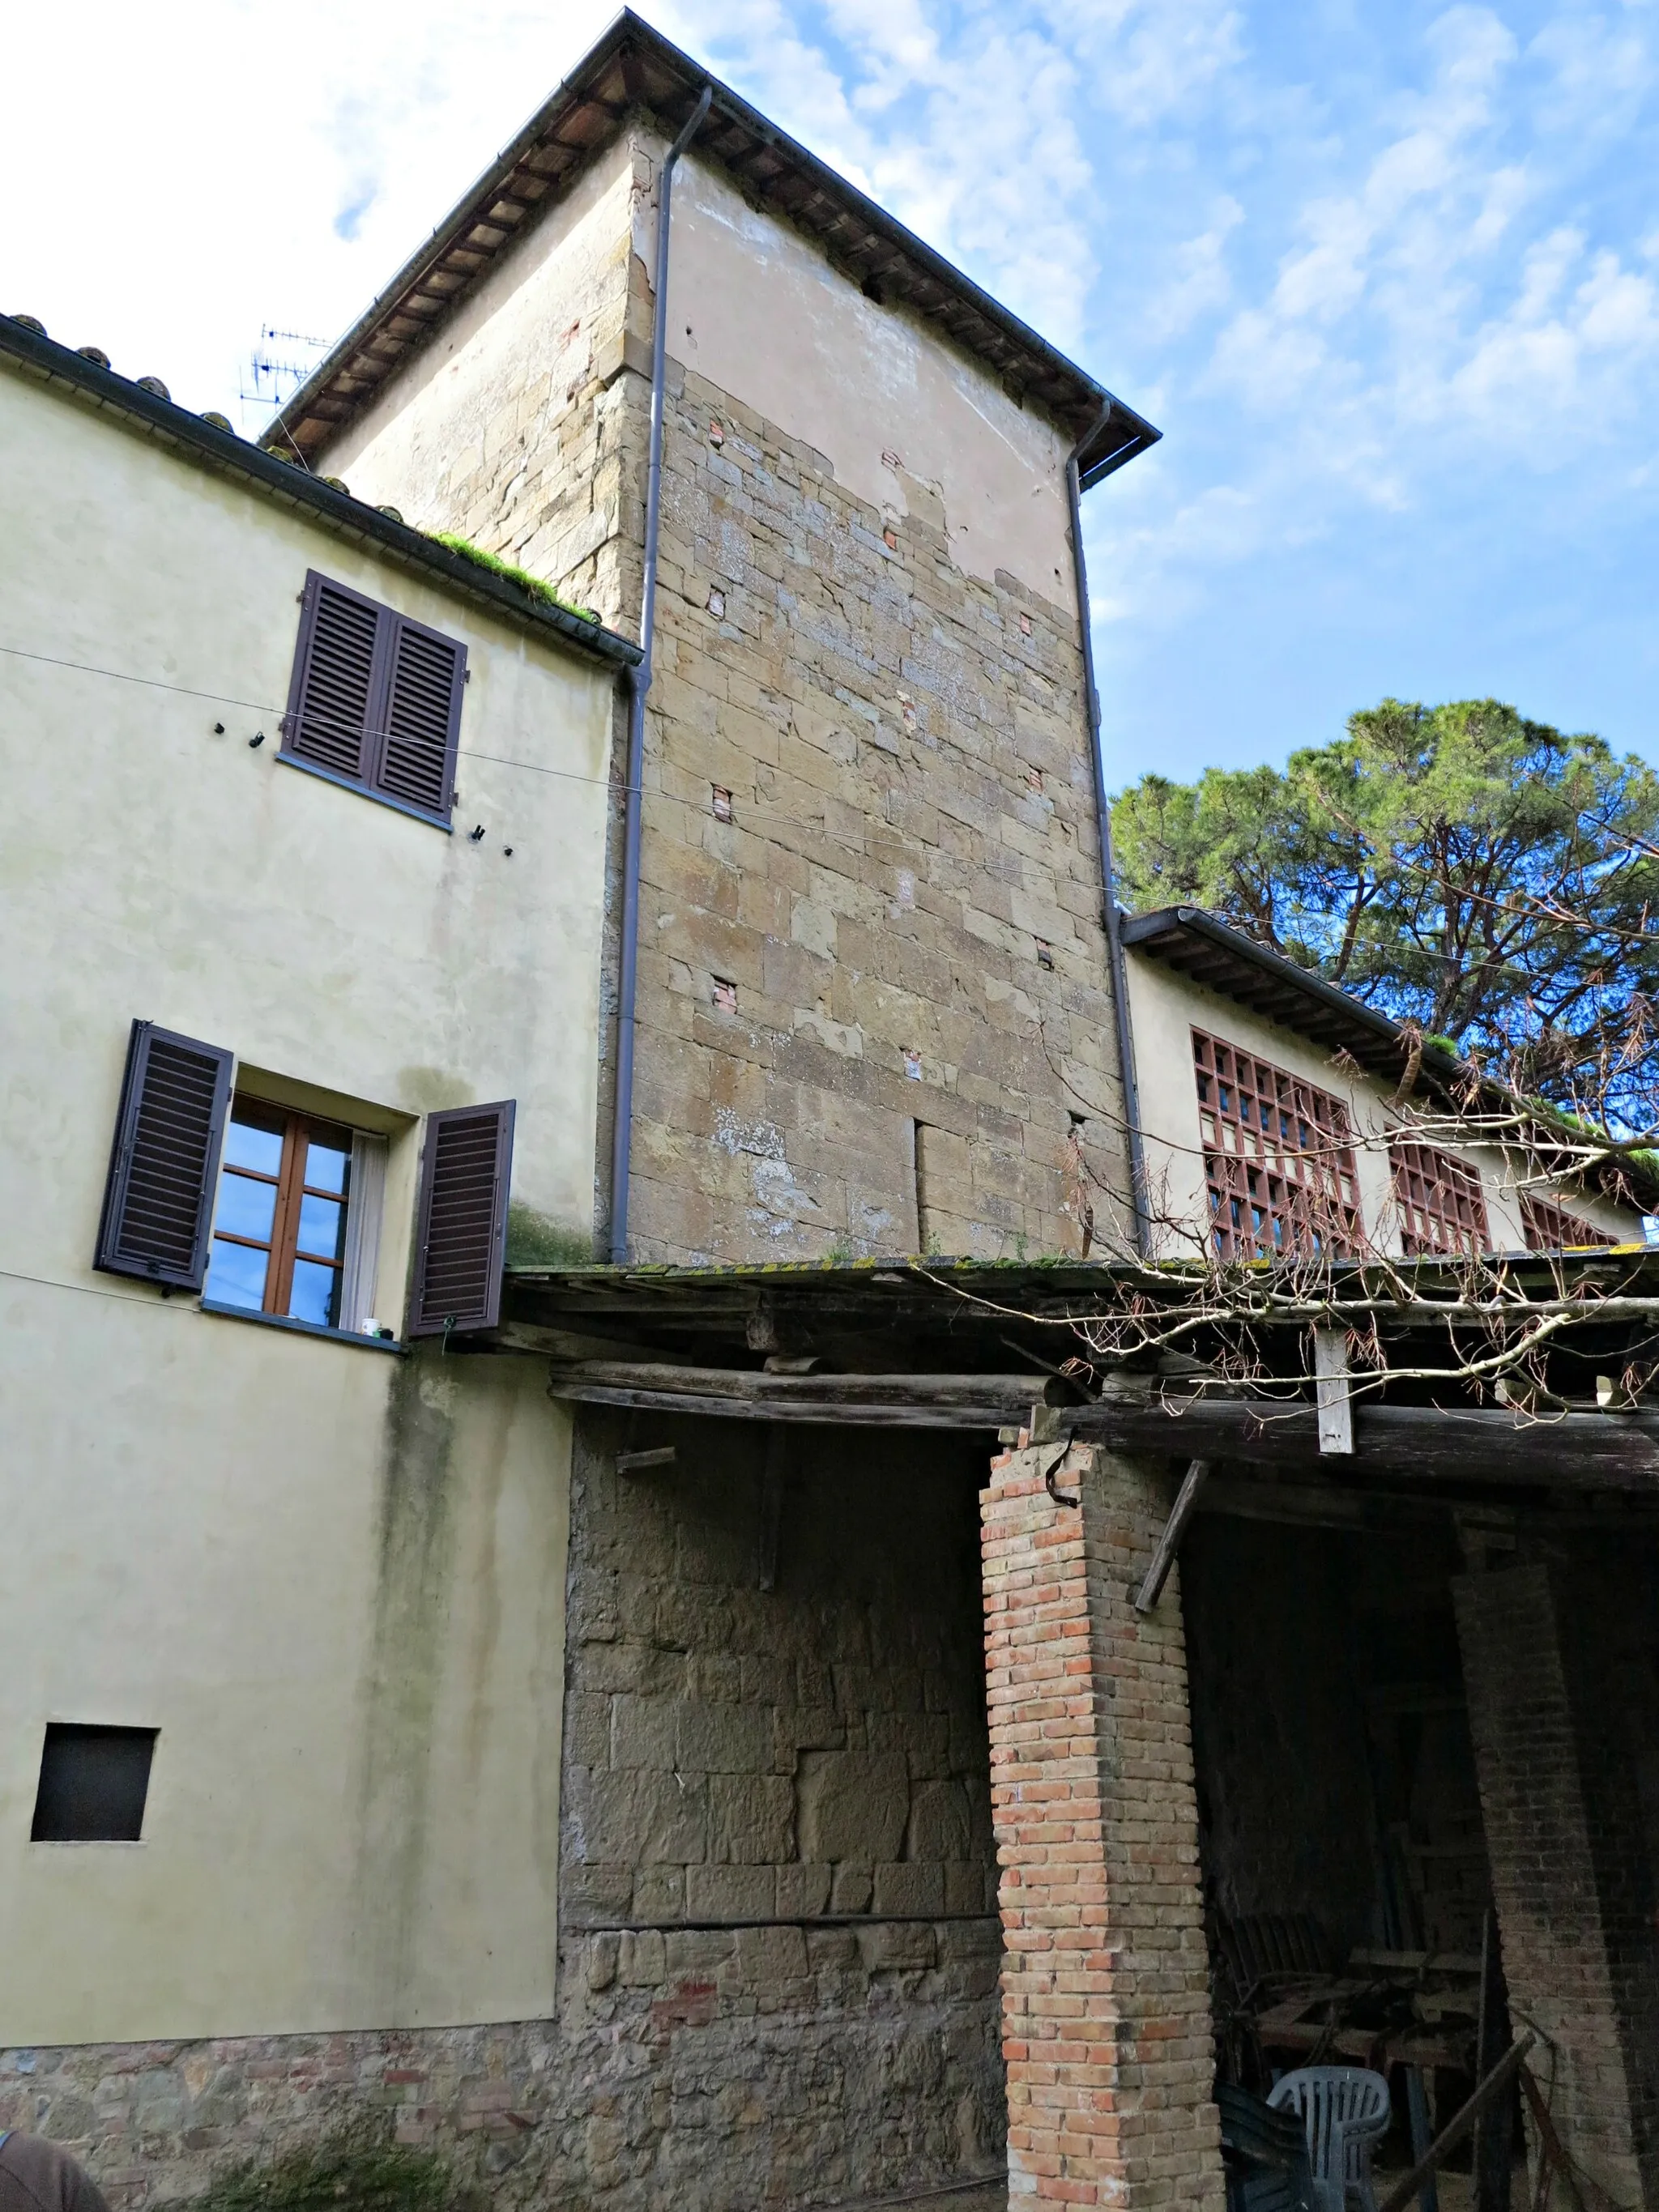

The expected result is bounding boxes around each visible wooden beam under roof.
[517,1346,1659,1490]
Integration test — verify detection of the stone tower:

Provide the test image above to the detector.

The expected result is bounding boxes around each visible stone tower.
[271,15,1157,1265]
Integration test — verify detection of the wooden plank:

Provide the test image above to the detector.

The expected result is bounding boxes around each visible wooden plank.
[616,1444,676,1475]
[1070,1396,1659,1487]
[1133,1460,1210,1613]
[1315,1327,1354,1454]
[1375,2036,1535,2212]
[543,1381,1017,1429]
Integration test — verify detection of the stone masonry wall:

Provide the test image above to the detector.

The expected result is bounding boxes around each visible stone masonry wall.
[628,356,1124,1262]
[555,1408,1006,2205]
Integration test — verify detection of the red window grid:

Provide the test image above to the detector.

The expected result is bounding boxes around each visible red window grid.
[1192,1029,1363,1261]
[1390,1140,1490,1256]
[1520,1191,1604,1252]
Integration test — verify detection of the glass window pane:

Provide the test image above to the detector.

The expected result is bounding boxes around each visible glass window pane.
[214,1170,278,1244]
[224,1117,284,1176]
[305,1136,351,1196]
[208,1238,269,1311]
[296,1193,345,1263]
[288,1259,339,1329]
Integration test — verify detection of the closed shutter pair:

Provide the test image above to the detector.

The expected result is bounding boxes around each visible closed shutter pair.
[282,571,467,824]
[95,1021,513,1336]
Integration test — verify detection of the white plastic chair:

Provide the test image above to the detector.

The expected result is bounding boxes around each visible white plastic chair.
[1268,2067,1392,2212]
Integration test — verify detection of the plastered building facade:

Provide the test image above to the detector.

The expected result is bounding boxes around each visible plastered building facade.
[0,320,625,2115]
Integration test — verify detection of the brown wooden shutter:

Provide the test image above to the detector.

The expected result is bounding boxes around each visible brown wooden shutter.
[280,571,386,784]
[375,617,466,818]
[96,1021,232,1289]
[408,1102,515,1336]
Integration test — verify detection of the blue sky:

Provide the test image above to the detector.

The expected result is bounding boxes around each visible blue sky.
[6,0,1657,789]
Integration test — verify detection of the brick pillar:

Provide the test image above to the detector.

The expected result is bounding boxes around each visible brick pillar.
[1453,1558,1659,2209]
[980,1440,1223,2209]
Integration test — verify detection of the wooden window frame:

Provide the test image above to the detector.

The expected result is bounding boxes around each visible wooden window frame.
[1192,1029,1363,1261]
[279,570,466,831]
[1520,1190,1605,1253]
[1390,1140,1491,1256]
[210,1097,352,1326]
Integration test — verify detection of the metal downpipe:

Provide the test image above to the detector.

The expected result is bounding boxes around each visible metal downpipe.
[609,85,713,1264]
[1067,420,1150,1258]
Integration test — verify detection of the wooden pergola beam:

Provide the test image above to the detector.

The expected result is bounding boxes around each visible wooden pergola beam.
[518,1350,1659,1487]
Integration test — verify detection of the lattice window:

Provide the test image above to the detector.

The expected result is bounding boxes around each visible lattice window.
[1520,1191,1604,1252]
[1192,1030,1363,1260]
[1390,1141,1490,1255]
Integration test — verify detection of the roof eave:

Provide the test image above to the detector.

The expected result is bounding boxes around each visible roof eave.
[264,7,1158,482]
[0,314,642,669]
[1121,903,1659,1213]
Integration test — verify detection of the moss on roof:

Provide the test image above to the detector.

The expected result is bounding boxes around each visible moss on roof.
[429,532,599,624]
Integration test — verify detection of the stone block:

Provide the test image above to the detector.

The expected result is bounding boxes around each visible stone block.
[830,1863,873,1913]
[676,1698,774,1775]
[609,1694,676,1771]
[570,1767,707,1867]
[856,1924,937,1972]
[906,1776,973,1861]
[560,1858,634,1919]
[631,1865,684,1922]
[944,1860,992,1916]
[664,1927,739,1977]
[616,1931,666,1987]
[795,1750,909,1864]
[708,1774,795,1865]
[872,1861,945,1916]
[774,1862,832,1918]
[731,1924,809,1988]
[685,1865,775,1921]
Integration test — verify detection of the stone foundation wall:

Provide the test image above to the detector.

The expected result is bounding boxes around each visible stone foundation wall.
[550,1409,1007,2204]
[4,1922,1000,2211]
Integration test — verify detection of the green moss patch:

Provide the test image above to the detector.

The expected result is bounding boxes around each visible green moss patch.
[505,1200,595,1269]
[429,532,599,623]
[190,2131,453,2212]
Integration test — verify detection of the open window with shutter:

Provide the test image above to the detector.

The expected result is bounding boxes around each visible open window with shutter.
[96,1021,233,1290]
[280,570,467,828]
[408,1102,515,1336]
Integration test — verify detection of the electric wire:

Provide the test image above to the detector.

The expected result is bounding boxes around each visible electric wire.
[0,637,993,850]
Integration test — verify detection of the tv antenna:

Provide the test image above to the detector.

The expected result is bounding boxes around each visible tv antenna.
[238,325,328,428]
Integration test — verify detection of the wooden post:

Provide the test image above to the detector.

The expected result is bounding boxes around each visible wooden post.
[1376,2036,1536,2212]
[1134,1460,1211,1613]
[1313,1327,1354,1455]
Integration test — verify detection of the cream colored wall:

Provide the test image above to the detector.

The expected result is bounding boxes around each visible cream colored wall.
[1125,952,1637,1258]
[661,148,1078,610]
[0,364,612,2040]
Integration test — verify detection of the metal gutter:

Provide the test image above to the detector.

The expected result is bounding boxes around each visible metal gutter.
[0,315,641,671]
[608,86,712,1264]
[1067,418,1154,1256]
